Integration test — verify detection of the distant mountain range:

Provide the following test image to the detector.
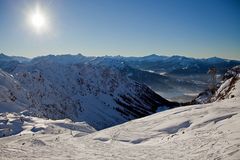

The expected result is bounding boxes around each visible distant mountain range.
[1,53,240,102]
[2,53,239,74]
[119,54,240,75]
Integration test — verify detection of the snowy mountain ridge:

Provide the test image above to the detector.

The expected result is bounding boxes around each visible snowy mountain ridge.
[1,53,240,102]
[0,61,178,130]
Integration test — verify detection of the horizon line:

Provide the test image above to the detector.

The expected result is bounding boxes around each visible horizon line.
[1,52,240,61]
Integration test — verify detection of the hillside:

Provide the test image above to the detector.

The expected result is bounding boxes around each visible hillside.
[0,62,178,130]
[193,65,240,104]
[0,69,30,113]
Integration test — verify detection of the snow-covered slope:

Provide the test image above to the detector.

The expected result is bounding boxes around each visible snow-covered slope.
[1,60,178,130]
[0,78,239,159]
[193,65,240,104]
[20,62,178,129]
[0,113,95,138]
[212,65,240,101]
[0,69,30,113]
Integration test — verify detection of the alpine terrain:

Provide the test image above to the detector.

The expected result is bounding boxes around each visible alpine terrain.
[0,54,180,130]
[0,65,239,159]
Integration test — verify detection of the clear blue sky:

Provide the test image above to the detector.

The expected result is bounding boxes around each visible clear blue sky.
[0,0,239,59]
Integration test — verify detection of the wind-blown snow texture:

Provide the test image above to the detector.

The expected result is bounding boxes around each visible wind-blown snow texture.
[0,67,240,159]
[0,113,95,138]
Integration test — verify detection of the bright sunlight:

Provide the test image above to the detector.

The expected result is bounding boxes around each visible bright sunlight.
[29,5,47,33]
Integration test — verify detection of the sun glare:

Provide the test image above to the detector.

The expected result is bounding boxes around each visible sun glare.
[29,6,47,33]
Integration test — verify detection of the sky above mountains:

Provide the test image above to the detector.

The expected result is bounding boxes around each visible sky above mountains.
[0,0,239,59]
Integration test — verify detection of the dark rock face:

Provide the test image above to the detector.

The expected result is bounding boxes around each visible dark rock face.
[222,66,240,81]
[115,83,179,119]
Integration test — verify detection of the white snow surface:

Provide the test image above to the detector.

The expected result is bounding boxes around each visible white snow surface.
[0,81,240,159]
[0,113,95,138]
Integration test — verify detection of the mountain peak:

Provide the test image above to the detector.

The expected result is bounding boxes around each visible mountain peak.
[0,53,9,58]
[147,54,159,57]
[206,57,225,63]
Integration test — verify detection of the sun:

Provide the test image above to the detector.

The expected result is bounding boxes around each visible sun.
[29,6,47,33]
[31,12,45,29]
